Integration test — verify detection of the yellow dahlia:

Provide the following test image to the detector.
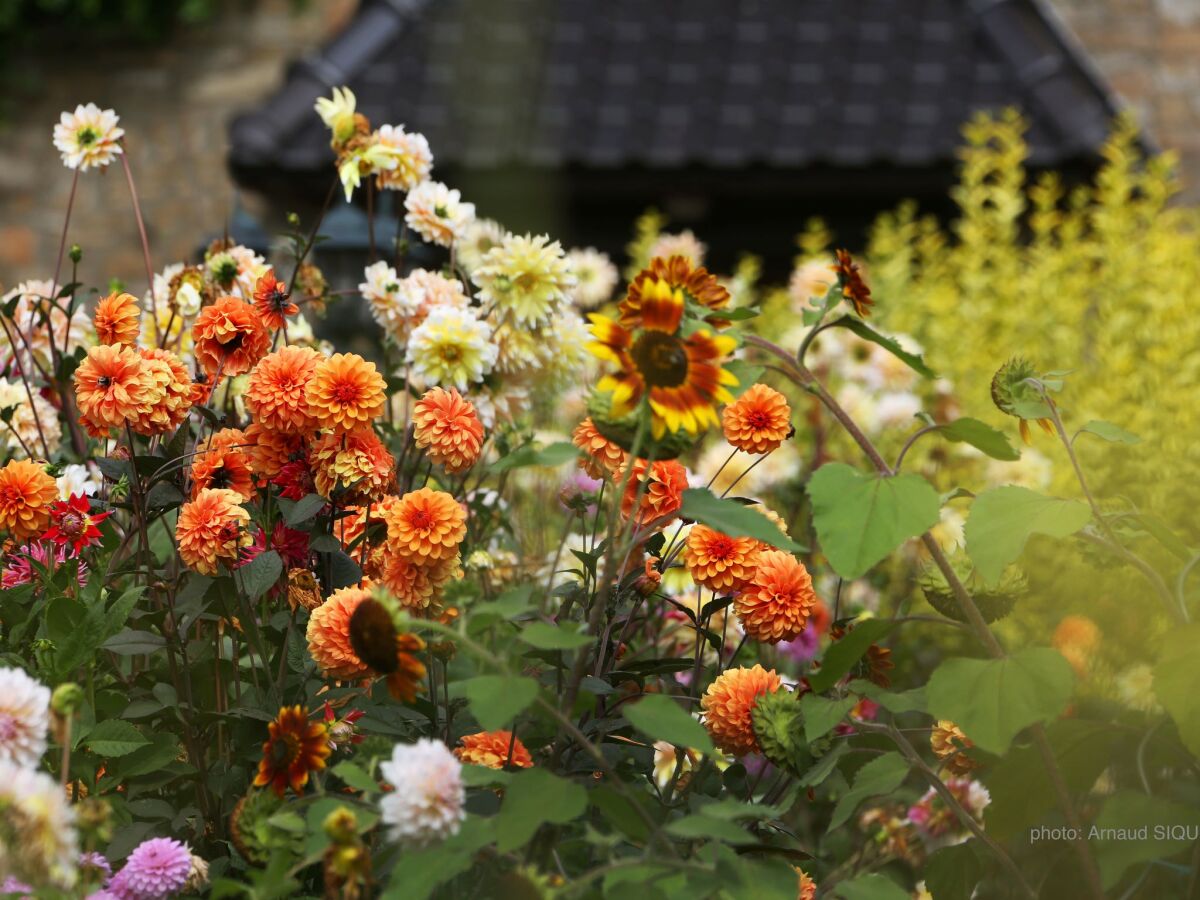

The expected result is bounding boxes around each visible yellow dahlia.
[701,665,782,756]
[472,233,573,326]
[733,550,815,644]
[309,428,395,502]
[305,353,386,433]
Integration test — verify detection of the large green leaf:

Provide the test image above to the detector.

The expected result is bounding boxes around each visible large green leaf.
[382,816,495,900]
[964,486,1090,586]
[938,417,1019,461]
[808,619,894,692]
[831,873,910,899]
[1153,623,1200,758]
[461,675,539,731]
[624,693,714,755]
[86,719,151,758]
[679,488,806,553]
[833,316,936,379]
[922,842,984,900]
[798,694,856,742]
[1091,791,1200,888]
[1077,420,1140,445]
[496,768,587,852]
[926,648,1074,754]
[806,464,940,579]
[827,752,909,832]
[517,621,591,650]
[237,550,283,600]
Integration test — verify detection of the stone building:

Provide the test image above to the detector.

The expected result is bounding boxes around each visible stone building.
[0,0,1196,291]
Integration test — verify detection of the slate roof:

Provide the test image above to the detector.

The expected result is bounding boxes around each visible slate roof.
[228,0,1127,180]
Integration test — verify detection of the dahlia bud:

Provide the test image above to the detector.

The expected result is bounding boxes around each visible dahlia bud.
[918,551,1026,624]
[286,211,301,228]
[51,682,84,717]
[750,688,807,775]
[69,243,83,264]
[323,806,359,845]
[632,558,662,597]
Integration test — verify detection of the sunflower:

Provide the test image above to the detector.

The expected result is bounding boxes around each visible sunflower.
[621,255,730,328]
[176,488,251,575]
[192,296,270,378]
[454,730,534,770]
[722,383,792,454]
[245,346,321,435]
[733,550,815,644]
[831,249,873,318]
[305,353,386,434]
[701,665,782,756]
[412,387,485,474]
[309,428,395,502]
[253,706,331,798]
[347,596,427,701]
[130,348,193,436]
[93,291,141,347]
[589,278,738,438]
[252,270,298,332]
[306,587,373,680]
[0,460,57,540]
[383,488,467,564]
[683,525,761,594]
[571,417,627,479]
[74,344,152,434]
[191,428,254,501]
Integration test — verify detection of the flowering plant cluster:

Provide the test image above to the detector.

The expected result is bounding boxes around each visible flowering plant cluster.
[0,97,1196,900]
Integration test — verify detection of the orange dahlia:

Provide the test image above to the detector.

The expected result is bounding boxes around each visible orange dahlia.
[412,387,484,474]
[346,596,427,701]
[305,352,386,434]
[306,587,373,680]
[0,459,57,540]
[192,295,270,377]
[930,720,977,777]
[701,664,782,756]
[572,417,627,479]
[683,524,761,593]
[129,347,193,436]
[378,548,459,610]
[244,346,321,434]
[734,550,815,644]
[384,488,467,564]
[831,249,873,318]
[176,487,251,575]
[1052,614,1101,677]
[93,290,141,347]
[454,730,533,770]
[309,428,395,502]
[621,255,731,328]
[245,423,306,478]
[252,269,298,332]
[589,278,737,438]
[253,705,331,797]
[797,870,817,900]
[722,383,791,454]
[618,458,688,528]
[74,343,152,434]
[191,428,255,501]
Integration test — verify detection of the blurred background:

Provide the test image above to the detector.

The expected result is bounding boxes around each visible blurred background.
[0,0,1198,290]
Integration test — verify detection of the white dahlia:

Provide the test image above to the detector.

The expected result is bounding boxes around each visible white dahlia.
[648,230,706,266]
[0,379,61,457]
[378,738,465,848]
[0,669,49,768]
[404,181,475,247]
[455,219,507,276]
[56,464,100,501]
[405,306,496,391]
[566,247,619,309]
[360,261,414,340]
[0,760,78,889]
[374,124,433,192]
[1,280,93,376]
[52,103,123,171]
[472,233,574,326]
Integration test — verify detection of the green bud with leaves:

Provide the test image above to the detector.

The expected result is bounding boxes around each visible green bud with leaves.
[585,388,695,460]
[750,688,808,776]
[51,682,84,717]
[918,550,1027,623]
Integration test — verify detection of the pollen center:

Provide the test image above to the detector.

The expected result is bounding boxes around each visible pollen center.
[631,331,689,389]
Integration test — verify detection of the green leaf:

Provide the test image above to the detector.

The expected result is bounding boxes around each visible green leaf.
[926,648,1074,754]
[806,463,940,579]
[830,873,910,900]
[922,842,983,900]
[808,618,894,692]
[237,550,282,600]
[496,768,587,852]
[517,621,591,650]
[938,417,1019,461]
[833,316,936,379]
[462,675,539,731]
[491,442,578,474]
[1153,623,1200,758]
[332,761,379,794]
[679,488,806,553]
[965,486,1091,586]
[624,693,714,755]
[723,360,766,398]
[827,752,909,832]
[1092,791,1200,888]
[117,733,184,779]
[798,694,856,742]
[666,814,755,844]
[86,719,151,758]
[382,817,495,900]
[283,492,326,526]
[848,679,927,714]
[102,630,166,655]
[1077,420,1140,445]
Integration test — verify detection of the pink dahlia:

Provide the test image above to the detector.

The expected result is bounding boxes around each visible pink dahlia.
[2,541,87,590]
[110,837,191,899]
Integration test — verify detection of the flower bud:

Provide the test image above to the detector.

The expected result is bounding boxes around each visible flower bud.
[69,243,83,264]
[323,806,358,845]
[51,682,84,717]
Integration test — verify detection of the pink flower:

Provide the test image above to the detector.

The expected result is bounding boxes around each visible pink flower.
[109,837,190,899]
[2,541,87,590]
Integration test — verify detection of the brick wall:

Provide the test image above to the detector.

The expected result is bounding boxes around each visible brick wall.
[1050,0,1200,198]
[0,0,354,290]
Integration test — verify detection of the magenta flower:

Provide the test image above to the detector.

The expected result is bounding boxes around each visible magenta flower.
[109,837,190,899]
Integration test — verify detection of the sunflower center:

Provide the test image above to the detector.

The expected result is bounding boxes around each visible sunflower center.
[631,331,689,388]
[271,732,301,767]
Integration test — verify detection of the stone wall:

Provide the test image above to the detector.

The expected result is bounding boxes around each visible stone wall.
[0,0,354,290]
[1050,0,1200,198]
